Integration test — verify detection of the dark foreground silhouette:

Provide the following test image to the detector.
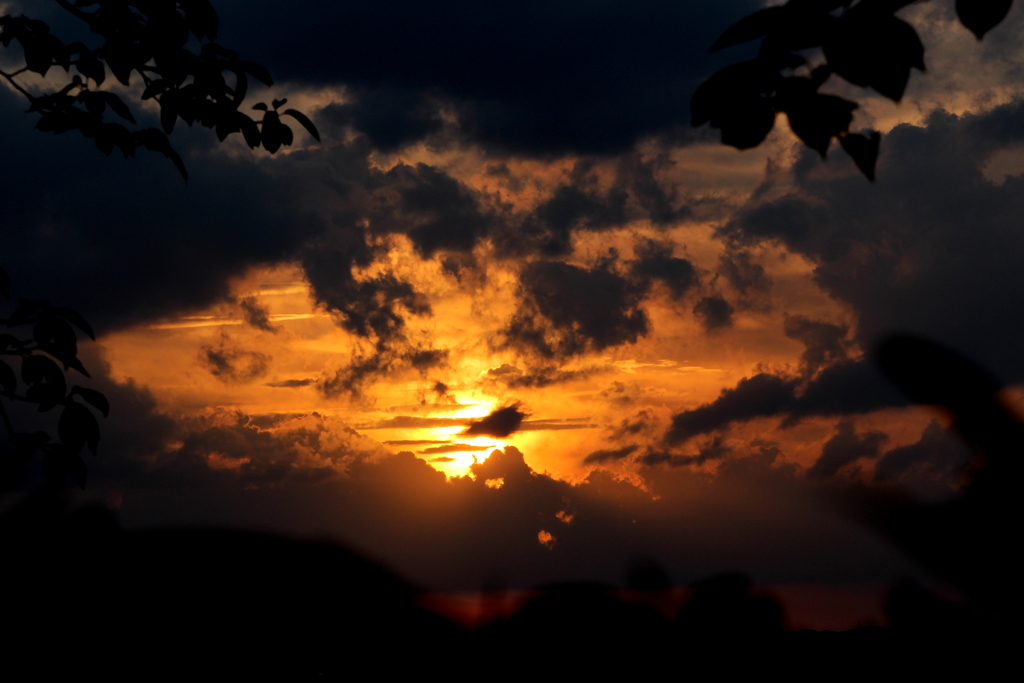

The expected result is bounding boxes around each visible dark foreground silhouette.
[1,334,1018,677]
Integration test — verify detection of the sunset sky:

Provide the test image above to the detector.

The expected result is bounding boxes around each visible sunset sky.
[4,0,1024,592]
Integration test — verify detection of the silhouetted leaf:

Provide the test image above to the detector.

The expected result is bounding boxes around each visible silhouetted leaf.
[21,355,67,411]
[59,402,100,455]
[72,387,109,418]
[252,102,268,111]
[160,93,178,134]
[241,61,273,86]
[283,109,320,142]
[840,130,881,180]
[272,98,287,109]
[141,79,168,100]
[719,102,777,150]
[239,115,260,148]
[0,359,16,394]
[10,299,49,325]
[956,0,1013,39]
[135,128,188,181]
[823,14,923,101]
[100,92,136,123]
[75,53,105,85]
[778,80,860,155]
[261,110,284,153]
[49,306,95,340]
[33,316,78,370]
[691,61,772,127]
[711,7,787,52]
[759,12,837,57]
[167,147,188,181]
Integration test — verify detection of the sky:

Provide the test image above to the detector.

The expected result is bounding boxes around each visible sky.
[3,0,1024,591]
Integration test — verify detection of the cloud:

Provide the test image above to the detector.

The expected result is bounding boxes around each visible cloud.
[807,421,888,480]
[319,344,449,398]
[665,361,908,445]
[638,435,732,468]
[463,405,527,438]
[692,295,734,332]
[501,256,650,358]
[784,315,851,378]
[718,249,771,305]
[265,379,315,388]
[238,296,278,332]
[721,100,1024,385]
[419,443,494,454]
[583,445,639,465]
[666,374,797,445]
[609,410,657,440]
[199,336,271,383]
[630,238,698,299]
[484,363,610,389]
[215,0,763,155]
[874,421,973,501]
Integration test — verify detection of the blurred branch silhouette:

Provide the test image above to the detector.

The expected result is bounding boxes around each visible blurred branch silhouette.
[0,0,320,181]
[693,0,1014,179]
[865,334,1023,617]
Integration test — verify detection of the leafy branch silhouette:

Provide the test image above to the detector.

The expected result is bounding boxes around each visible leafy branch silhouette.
[0,0,320,181]
[693,0,1014,179]
[0,269,107,489]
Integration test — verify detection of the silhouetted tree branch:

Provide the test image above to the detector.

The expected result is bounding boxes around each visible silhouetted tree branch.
[0,1,320,489]
[0,0,320,181]
[693,0,1014,179]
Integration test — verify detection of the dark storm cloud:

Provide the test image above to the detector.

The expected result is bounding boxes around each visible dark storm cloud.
[660,101,1024,439]
[0,88,322,333]
[364,411,585,433]
[784,314,850,377]
[692,295,734,332]
[0,83,450,344]
[638,435,732,468]
[216,0,762,155]
[583,445,640,465]
[501,256,649,359]
[463,405,527,438]
[722,99,1024,386]
[630,238,698,299]
[237,296,278,332]
[369,163,495,257]
[807,421,888,480]
[520,419,597,431]
[609,410,657,440]
[484,363,609,389]
[318,344,449,398]
[265,379,315,388]
[718,249,771,303]
[665,361,908,445]
[492,156,695,258]
[199,337,271,384]
[666,374,798,445]
[874,421,973,501]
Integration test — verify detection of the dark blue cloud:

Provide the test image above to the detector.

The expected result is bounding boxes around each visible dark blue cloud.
[215,0,761,154]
